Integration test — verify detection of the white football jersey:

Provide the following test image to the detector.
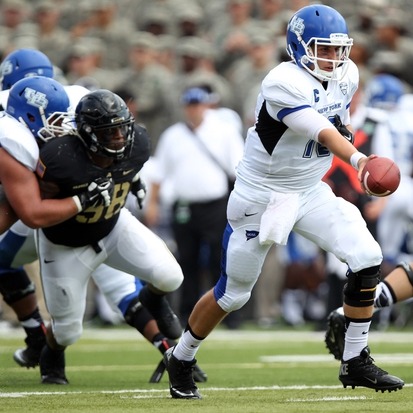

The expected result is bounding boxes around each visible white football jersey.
[0,90,8,109]
[0,112,39,171]
[236,60,358,199]
[64,84,89,112]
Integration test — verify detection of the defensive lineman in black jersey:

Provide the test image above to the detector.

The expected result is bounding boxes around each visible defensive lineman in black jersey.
[35,90,184,384]
[38,124,149,246]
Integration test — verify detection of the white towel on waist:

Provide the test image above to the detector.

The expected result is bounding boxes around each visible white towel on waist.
[259,191,300,246]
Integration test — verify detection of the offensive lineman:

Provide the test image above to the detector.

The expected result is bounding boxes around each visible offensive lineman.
[163,4,404,399]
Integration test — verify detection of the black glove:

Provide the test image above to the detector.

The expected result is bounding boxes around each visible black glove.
[333,114,354,143]
[75,177,114,211]
[131,176,146,209]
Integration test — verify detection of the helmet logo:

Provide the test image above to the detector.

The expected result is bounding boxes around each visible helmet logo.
[25,71,45,79]
[288,15,305,36]
[24,87,48,109]
[0,60,12,76]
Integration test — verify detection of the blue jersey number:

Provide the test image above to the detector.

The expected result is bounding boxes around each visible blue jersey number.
[302,140,330,158]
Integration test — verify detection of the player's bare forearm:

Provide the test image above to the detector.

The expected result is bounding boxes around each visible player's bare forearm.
[0,150,79,229]
[318,127,358,163]
[0,194,18,234]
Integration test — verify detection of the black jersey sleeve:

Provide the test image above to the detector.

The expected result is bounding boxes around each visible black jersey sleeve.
[132,124,151,168]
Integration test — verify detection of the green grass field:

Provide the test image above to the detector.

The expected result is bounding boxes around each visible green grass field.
[1,326,413,413]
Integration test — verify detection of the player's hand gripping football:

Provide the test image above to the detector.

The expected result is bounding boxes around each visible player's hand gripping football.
[76,177,114,210]
[131,173,146,209]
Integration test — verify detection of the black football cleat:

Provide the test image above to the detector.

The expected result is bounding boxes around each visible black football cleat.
[13,329,46,368]
[39,345,69,385]
[339,346,404,393]
[192,363,208,383]
[164,347,201,399]
[13,347,42,368]
[149,358,207,383]
[325,309,346,361]
[41,371,69,385]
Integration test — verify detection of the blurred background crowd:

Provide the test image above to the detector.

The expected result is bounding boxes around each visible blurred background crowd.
[1,0,413,332]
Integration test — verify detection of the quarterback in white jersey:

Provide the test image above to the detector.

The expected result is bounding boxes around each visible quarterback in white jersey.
[236,58,358,197]
[163,5,404,400]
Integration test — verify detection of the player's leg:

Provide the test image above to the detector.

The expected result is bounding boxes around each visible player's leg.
[36,231,91,385]
[164,192,270,399]
[296,184,404,392]
[326,262,413,362]
[0,268,46,367]
[102,209,183,339]
[92,264,207,383]
[0,224,46,368]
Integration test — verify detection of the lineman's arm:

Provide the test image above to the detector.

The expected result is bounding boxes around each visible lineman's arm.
[0,185,18,234]
[0,148,79,229]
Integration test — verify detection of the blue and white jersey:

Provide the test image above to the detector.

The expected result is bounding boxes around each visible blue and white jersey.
[236,60,358,199]
[0,112,39,171]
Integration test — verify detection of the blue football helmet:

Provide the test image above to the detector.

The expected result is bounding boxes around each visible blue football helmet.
[364,74,404,109]
[286,5,353,81]
[6,76,72,142]
[0,48,54,90]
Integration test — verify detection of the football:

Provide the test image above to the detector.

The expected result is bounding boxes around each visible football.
[361,157,400,197]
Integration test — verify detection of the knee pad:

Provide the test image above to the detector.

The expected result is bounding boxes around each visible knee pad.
[343,265,381,307]
[214,275,253,312]
[396,262,413,287]
[152,260,183,293]
[214,246,260,312]
[0,269,35,305]
[216,290,251,313]
[53,320,83,347]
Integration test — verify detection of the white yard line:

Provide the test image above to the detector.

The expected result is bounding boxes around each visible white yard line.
[1,383,412,398]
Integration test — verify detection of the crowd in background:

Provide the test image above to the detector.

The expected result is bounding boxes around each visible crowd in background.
[1,0,413,331]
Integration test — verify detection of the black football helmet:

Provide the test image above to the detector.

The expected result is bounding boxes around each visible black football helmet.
[75,89,135,159]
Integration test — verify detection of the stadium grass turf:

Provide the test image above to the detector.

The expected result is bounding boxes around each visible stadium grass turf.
[0,326,412,412]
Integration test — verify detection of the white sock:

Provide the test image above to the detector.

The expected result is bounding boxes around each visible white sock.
[173,330,203,361]
[342,320,371,361]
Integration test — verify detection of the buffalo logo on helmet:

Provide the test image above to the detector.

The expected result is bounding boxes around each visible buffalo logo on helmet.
[24,87,48,109]
[288,15,305,36]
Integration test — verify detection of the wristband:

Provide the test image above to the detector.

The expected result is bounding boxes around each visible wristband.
[72,195,83,213]
[350,152,367,171]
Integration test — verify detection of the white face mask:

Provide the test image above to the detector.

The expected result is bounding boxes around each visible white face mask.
[300,34,353,82]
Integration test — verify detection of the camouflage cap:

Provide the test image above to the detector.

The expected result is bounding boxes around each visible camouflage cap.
[129,31,159,49]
